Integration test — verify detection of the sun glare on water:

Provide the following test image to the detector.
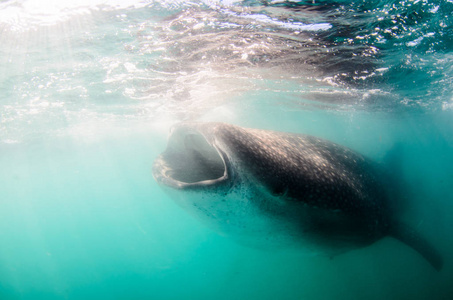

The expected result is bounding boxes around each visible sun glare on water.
[0,0,150,31]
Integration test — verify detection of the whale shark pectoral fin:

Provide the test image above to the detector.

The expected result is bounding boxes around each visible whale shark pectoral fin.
[390,221,443,271]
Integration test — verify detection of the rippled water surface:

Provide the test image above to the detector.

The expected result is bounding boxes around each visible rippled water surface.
[0,0,452,299]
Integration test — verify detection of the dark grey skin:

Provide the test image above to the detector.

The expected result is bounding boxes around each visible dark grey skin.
[153,122,442,270]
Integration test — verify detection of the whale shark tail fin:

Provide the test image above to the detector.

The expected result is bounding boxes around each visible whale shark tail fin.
[390,221,443,271]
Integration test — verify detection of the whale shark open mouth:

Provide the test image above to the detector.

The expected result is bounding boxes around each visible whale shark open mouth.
[153,126,229,188]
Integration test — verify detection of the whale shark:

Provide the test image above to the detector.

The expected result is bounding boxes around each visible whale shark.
[152,122,442,270]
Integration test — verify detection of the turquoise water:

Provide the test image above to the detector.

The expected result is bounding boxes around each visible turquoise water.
[0,0,452,299]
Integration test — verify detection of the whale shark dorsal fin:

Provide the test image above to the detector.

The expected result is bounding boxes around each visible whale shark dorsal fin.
[390,221,443,271]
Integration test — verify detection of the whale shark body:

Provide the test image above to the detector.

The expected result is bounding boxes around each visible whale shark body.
[153,122,442,270]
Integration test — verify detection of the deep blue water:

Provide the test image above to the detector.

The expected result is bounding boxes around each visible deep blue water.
[0,0,452,299]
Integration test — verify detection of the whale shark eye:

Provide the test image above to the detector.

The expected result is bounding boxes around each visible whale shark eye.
[162,132,227,185]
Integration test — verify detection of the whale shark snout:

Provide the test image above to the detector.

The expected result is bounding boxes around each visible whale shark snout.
[153,122,443,271]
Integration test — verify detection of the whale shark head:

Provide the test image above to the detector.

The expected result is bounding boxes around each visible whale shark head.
[152,123,289,246]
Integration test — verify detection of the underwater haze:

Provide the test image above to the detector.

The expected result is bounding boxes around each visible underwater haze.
[0,0,453,299]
